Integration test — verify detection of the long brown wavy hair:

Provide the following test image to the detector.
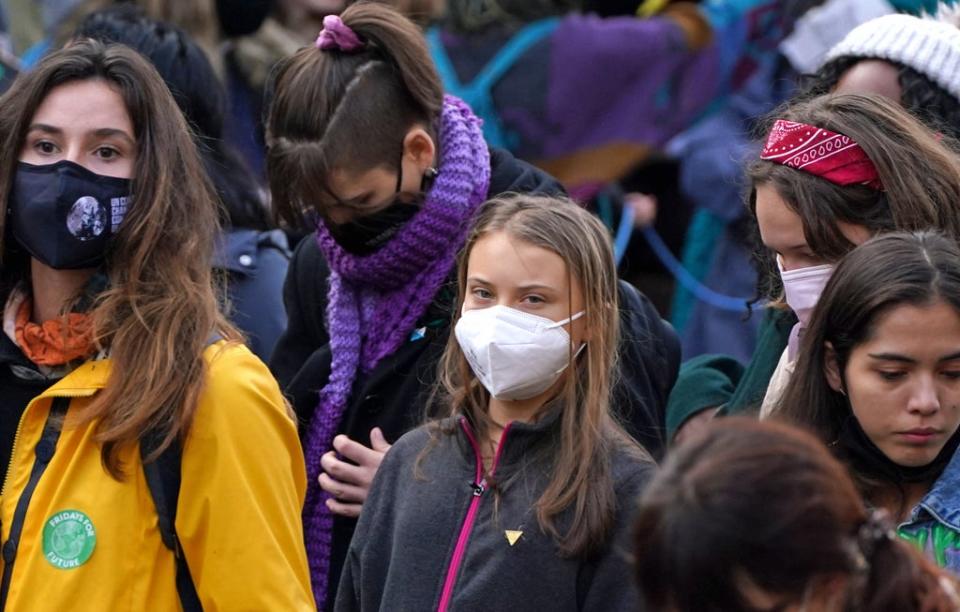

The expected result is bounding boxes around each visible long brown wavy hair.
[431,193,649,558]
[748,93,960,302]
[773,231,960,506]
[0,40,239,478]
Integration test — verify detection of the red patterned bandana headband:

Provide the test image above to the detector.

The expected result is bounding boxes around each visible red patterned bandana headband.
[760,119,883,190]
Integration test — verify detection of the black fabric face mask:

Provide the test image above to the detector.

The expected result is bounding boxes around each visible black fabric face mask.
[325,165,437,256]
[8,160,131,270]
[835,414,960,485]
[327,200,421,256]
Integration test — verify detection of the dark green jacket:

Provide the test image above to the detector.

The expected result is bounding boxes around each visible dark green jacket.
[719,307,796,416]
[664,307,796,434]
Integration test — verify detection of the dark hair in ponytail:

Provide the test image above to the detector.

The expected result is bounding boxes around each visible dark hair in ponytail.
[860,530,957,612]
[265,1,443,228]
[634,418,959,612]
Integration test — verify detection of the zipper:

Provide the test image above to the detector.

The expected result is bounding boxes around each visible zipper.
[436,418,512,612]
[0,408,28,500]
[1,388,91,498]
[0,397,70,610]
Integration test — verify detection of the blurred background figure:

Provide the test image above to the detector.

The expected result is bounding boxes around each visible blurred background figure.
[75,5,291,361]
[426,0,787,312]
[227,0,342,176]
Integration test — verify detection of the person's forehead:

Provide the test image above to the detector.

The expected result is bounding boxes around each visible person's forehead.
[468,232,567,284]
[29,80,134,139]
[326,166,395,199]
[755,185,804,240]
[834,59,902,101]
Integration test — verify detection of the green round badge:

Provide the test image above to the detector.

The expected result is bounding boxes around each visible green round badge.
[42,510,96,569]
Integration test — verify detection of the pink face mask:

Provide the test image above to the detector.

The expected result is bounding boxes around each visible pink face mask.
[778,257,834,360]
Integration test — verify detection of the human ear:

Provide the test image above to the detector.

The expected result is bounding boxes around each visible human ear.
[402,126,436,171]
[823,341,844,394]
[572,296,605,344]
[578,317,592,344]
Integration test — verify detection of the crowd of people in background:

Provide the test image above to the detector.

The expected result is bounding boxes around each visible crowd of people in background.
[2,0,960,610]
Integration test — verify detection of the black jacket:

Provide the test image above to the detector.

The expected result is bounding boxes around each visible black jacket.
[0,333,57,482]
[269,148,679,610]
[335,413,652,611]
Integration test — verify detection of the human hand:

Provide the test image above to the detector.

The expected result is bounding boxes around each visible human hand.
[673,407,720,447]
[625,192,658,228]
[318,428,392,518]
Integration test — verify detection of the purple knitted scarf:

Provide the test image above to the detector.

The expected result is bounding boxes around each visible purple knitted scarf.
[303,95,491,607]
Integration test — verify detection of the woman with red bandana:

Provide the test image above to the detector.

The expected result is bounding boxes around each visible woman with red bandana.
[666,92,960,439]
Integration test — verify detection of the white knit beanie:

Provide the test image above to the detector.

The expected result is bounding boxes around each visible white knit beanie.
[825,14,960,103]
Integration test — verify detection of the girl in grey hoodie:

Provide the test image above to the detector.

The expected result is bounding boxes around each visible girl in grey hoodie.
[336,193,654,611]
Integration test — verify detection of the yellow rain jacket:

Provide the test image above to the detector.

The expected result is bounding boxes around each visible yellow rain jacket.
[0,341,315,610]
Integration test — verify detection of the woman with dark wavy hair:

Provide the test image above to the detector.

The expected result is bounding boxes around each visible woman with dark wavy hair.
[0,40,313,610]
[774,231,960,573]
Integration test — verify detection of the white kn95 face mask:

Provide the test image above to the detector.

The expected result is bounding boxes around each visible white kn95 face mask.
[454,304,585,401]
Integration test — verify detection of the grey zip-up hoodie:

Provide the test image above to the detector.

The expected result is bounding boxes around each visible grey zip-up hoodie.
[335,410,653,611]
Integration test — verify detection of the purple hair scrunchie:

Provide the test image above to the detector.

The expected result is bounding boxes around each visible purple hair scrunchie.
[315,15,364,53]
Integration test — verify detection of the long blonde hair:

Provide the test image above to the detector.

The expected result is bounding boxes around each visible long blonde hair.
[435,193,646,558]
[0,40,239,477]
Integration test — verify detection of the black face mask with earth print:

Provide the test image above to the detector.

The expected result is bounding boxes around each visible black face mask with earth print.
[9,160,131,270]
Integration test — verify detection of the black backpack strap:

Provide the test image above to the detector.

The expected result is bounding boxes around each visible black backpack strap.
[142,430,203,612]
[140,333,223,610]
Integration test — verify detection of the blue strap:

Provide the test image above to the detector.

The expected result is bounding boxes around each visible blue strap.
[426,27,462,88]
[20,39,51,70]
[640,225,753,312]
[614,203,635,266]
[598,191,751,311]
[597,192,633,266]
[427,19,560,149]
[467,18,560,92]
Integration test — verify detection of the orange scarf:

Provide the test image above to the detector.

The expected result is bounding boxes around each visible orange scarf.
[14,298,94,366]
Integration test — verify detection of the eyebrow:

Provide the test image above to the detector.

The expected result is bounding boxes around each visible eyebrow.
[515,283,555,292]
[341,192,372,206]
[319,184,372,209]
[27,123,60,135]
[466,277,555,291]
[92,127,135,145]
[868,352,960,364]
[868,353,916,364]
[27,123,135,146]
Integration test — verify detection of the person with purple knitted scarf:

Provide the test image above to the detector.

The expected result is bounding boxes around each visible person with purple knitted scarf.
[303,93,490,603]
[266,6,562,608]
[266,4,678,609]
